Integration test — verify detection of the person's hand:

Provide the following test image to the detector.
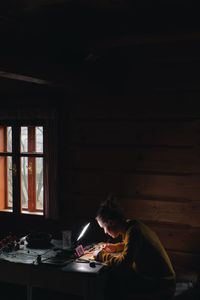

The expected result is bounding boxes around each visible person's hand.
[93,248,102,259]
[102,243,116,253]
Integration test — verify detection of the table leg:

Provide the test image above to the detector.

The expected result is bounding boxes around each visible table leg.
[27,285,33,300]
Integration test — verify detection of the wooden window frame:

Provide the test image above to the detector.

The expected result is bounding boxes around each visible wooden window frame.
[0,114,58,220]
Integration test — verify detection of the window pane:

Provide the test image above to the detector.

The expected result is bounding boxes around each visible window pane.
[0,127,5,152]
[36,157,43,210]
[0,156,13,211]
[21,127,28,153]
[7,127,12,152]
[21,157,28,209]
[21,157,43,213]
[21,126,43,153]
[7,156,13,209]
[36,127,43,153]
[0,122,47,215]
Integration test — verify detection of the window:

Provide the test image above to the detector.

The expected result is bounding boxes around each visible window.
[0,116,58,218]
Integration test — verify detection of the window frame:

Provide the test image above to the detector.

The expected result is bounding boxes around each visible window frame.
[0,117,58,219]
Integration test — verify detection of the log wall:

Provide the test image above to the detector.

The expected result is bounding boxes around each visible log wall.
[59,36,200,270]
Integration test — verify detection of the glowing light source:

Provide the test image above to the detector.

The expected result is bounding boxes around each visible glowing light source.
[77,222,90,241]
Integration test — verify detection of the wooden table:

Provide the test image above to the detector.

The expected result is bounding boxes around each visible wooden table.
[0,248,107,300]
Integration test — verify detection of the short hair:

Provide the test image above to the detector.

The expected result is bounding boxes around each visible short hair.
[96,194,124,226]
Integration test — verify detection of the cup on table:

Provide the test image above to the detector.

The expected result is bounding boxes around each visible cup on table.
[62,230,72,250]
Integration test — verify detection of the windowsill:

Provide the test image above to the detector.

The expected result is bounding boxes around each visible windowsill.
[0,209,13,213]
[0,209,43,216]
[22,211,43,216]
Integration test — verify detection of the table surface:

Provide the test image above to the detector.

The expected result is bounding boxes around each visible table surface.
[0,239,107,300]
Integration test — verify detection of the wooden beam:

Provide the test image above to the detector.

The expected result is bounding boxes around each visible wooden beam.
[0,70,52,85]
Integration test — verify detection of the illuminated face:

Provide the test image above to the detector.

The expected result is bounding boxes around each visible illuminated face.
[96,218,120,238]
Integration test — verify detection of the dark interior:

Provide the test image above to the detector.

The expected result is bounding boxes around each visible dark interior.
[0,1,200,299]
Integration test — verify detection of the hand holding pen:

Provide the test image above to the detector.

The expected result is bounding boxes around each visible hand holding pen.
[101,243,116,253]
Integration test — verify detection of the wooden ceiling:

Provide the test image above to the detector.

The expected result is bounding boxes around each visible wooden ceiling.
[0,1,199,91]
[0,1,198,55]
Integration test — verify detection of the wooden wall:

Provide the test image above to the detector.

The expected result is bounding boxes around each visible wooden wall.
[1,33,200,271]
[59,35,200,271]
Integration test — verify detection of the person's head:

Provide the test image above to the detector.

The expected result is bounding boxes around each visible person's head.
[96,194,125,238]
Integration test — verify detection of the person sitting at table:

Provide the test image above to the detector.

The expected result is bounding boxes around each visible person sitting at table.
[93,194,176,300]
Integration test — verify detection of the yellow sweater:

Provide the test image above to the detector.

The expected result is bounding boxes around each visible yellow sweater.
[96,220,175,283]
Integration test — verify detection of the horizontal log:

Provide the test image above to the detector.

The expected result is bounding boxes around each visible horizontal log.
[122,199,200,228]
[68,146,200,174]
[65,193,200,227]
[65,170,200,202]
[91,32,200,56]
[168,250,200,270]
[146,62,200,86]
[70,94,200,119]
[71,119,199,146]
[149,225,200,253]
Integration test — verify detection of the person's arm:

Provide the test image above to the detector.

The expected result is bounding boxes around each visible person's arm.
[94,225,142,268]
[102,242,124,253]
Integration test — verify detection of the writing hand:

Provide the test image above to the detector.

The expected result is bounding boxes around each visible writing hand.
[102,243,116,253]
[93,248,102,259]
